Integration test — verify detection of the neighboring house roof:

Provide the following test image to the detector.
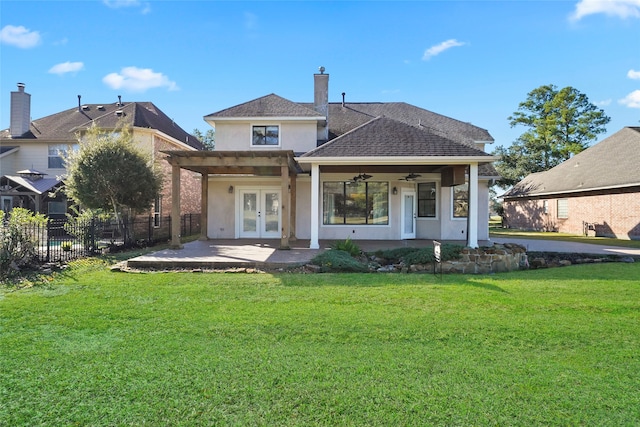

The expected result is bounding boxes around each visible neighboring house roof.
[2,175,62,194]
[0,101,203,150]
[503,127,640,199]
[205,94,323,119]
[0,146,19,157]
[301,116,492,159]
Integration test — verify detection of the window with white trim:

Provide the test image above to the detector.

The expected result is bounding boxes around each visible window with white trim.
[323,181,389,225]
[48,144,78,169]
[153,196,162,228]
[452,182,469,218]
[557,199,569,219]
[252,125,279,146]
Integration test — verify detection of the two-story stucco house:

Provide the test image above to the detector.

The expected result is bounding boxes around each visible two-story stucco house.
[164,69,497,249]
[0,83,203,220]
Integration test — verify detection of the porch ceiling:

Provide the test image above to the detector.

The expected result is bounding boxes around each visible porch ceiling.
[162,150,300,176]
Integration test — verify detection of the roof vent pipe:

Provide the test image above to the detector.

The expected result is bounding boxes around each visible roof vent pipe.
[78,95,82,112]
[342,92,345,107]
[118,95,122,106]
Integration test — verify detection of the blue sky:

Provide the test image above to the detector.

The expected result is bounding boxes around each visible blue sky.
[1,0,639,150]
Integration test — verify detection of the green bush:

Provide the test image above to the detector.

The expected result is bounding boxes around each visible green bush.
[311,249,368,273]
[402,244,464,265]
[331,238,361,257]
[374,247,420,263]
[0,208,47,279]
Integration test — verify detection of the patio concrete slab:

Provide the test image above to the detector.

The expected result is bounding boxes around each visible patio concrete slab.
[124,237,639,271]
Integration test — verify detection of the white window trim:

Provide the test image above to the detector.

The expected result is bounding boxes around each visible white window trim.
[250,124,281,148]
[451,184,469,221]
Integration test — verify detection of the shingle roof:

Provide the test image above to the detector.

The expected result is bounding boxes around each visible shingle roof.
[0,101,203,150]
[503,127,640,198]
[205,94,323,118]
[301,116,492,159]
[301,102,494,148]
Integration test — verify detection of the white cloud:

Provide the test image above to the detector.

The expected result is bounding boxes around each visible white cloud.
[102,66,178,92]
[244,12,258,30]
[570,0,640,21]
[49,61,84,75]
[619,90,640,108]
[103,0,151,14]
[628,69,640,79]
[596,99,612,106]
[422,39,466,60]
[0,25,41,48]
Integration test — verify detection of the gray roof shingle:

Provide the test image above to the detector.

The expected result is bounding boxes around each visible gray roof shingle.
[301,116,492,159]
[205,94,323,118]
[0,102,203,150]
[503,127,640,198]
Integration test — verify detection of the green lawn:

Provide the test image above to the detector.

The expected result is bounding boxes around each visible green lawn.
[2,260,640,425]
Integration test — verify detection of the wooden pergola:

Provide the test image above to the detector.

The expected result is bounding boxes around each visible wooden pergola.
[163,150,301,249]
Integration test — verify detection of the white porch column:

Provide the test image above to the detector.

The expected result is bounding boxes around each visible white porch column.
[310,163,320,249]
[467,163,479,248]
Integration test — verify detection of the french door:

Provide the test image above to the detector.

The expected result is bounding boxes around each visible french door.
[401,190,416,239]
[238,188,281,238]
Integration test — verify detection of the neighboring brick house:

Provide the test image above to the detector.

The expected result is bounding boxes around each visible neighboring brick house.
[0,83,203,220]
[502,127,640,240]
[164,69,499,249]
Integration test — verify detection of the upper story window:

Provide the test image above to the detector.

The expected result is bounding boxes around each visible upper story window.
[417,182,437,218]
[252,125,279,146]
[48,144,77,169]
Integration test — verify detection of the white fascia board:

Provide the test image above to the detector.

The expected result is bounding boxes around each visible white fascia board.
[203,116,324,123]
[295,155,497,165]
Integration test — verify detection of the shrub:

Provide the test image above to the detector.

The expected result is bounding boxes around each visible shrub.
[0,208,47,279]
[310,249,368,273]
[402,244,464,266]
[374,247,420,263]
[331,238,361,257]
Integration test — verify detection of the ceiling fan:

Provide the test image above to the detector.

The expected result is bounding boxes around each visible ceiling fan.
[352,173,373,182]
[399,173,422,181]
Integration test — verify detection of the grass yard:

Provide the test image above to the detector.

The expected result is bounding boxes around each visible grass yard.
[2,260,640,426]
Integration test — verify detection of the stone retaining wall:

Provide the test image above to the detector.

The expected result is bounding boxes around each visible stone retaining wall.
[410,243,528,274]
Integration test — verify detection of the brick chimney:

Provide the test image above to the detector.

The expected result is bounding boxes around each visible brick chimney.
[314,67,329,144]
[10,83,31,138]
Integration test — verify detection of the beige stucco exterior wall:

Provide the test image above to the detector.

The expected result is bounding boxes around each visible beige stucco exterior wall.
[212,121,317,152]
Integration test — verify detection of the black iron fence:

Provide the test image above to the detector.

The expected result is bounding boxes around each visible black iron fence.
[27,213,200,263]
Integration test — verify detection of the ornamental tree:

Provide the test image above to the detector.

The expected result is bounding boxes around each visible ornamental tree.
[493,84,610,187]
[64,123,163,222]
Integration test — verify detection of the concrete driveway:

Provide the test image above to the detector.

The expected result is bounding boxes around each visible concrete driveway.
[491,237,640,257]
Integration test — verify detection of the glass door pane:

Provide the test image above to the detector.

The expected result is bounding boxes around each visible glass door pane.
[263,192,280,233]
[242,192,257,233]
